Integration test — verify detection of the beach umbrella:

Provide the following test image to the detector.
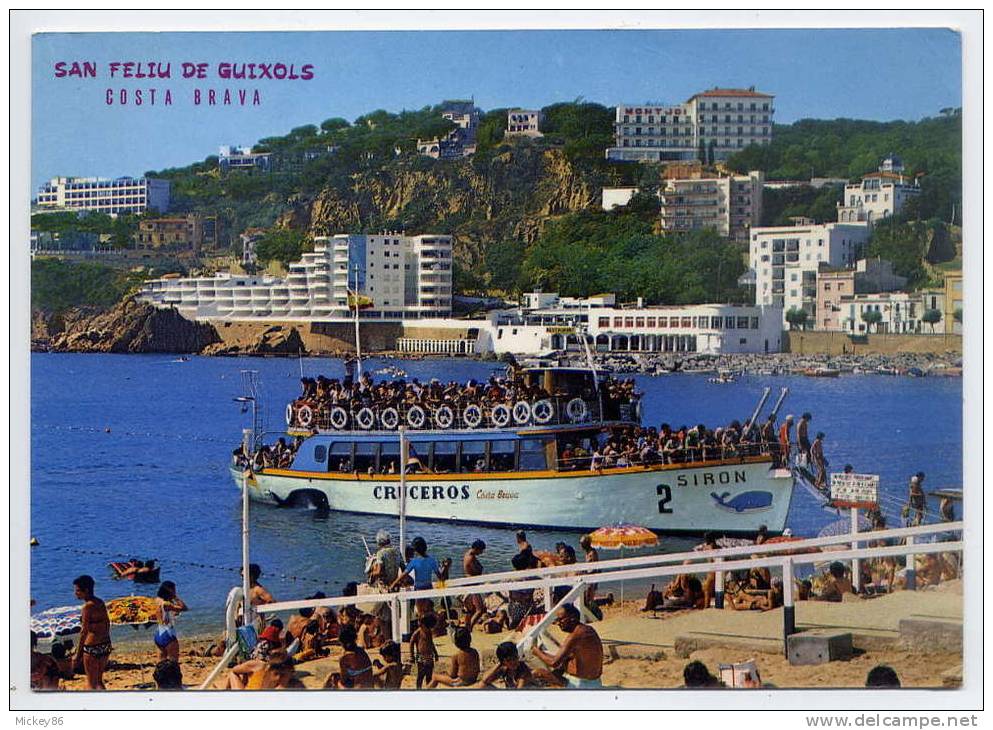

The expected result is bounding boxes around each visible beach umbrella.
[31,605,82,639]
[588,524,659,550]
[588,524,659,604]
[106,596,158,626]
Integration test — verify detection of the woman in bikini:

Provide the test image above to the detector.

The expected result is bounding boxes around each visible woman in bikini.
[72,574,112,690]
[323,624,374,689]
[154,581,188,662]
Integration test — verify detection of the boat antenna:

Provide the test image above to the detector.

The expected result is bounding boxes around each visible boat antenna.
[579,326,599,393]
[747,386,772,431]
[352,263,363,376]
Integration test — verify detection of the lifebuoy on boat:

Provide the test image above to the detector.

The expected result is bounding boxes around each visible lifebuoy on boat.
[328,406,348,430]
[355,407,375,430]
[434,405,455,429]
[531,399,554,424]
[297,404,314,428]
[379,407,400,430]
[463,404,483,429]
[566,398,588,423]
[285,403,294,426]
[512,401,532,425]
[490,403,512,428]
[406,405,426,430]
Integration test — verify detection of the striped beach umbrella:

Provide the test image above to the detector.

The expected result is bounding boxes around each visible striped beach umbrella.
[31,605,82,639]
[588,524,659,550]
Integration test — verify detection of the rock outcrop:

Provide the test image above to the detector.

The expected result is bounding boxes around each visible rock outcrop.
[202,325,307,357]
[38,298,221,354]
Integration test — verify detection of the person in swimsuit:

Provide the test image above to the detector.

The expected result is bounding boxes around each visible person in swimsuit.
[429,627,480,688]
[371,641,404,689]
[154,580,188,662]
[389,536,451,617]
[72,574,112,690]
[480,641,537,688]
[226,647,303,690]
[409,613,439,689]
[797,413,812,465]
[30,632,61,690]
[323,624,374,689]
[461,539,487,631]
[531,605,604,688]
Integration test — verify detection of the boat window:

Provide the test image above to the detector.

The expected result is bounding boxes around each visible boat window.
[313,445,327,464]
[354,442,379,474]
[433,441,458,474]
[460,440,487,473]
[379,441,400,475]
[489,440,516,472]
[407,442,432,474]
[519,438,548,471]
[329,442,353,472]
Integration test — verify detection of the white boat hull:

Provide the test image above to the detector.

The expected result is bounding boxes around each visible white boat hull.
[232,459,795,534]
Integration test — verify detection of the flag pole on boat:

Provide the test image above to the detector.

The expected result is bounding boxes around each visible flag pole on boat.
[769,387,790,420]
[748,387,772,431]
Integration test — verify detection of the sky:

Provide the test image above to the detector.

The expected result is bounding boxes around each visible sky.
[31,28,961,189]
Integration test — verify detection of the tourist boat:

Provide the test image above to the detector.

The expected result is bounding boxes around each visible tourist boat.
[230,367,796,534]
[802,367,841,378]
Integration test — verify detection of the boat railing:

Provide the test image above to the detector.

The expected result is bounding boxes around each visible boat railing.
[285,395,638,433]
[553,441,777,472]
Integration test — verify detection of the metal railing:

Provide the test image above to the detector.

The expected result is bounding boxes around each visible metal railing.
[196,520,962,688]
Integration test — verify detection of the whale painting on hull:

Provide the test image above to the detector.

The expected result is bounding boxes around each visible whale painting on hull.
[710,490,774,513]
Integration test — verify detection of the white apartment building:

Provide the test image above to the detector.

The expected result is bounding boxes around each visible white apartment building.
[35,176,171,214]
[838,292,924,335]
[506,109,543,137]
[659,170,763,242]
[837,156,920,224]
[418,102,480,159]
[219,145,272,172]
[606,87,774,163]
[749,220,870,326]
[139,233,453,320]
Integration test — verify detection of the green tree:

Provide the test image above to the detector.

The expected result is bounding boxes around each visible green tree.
[785,307,808,331]
[921,308,942,332]
[254,228,311,266]
[861,309,883,333]
[320,117,350,133]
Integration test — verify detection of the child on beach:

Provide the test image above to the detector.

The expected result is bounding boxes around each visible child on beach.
[429,628,480,688]
[409,613,439,689]
[480,641,536,689]
[154,580,188,662]
[372,641,404,689]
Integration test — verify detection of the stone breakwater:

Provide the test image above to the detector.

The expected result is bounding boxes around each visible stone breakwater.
[570,352,963,378]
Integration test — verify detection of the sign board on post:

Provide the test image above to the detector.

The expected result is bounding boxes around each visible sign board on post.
[830,473,879,509]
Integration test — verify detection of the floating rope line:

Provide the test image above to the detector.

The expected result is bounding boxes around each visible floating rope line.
[38,543,344,589]
[34,423,234,446]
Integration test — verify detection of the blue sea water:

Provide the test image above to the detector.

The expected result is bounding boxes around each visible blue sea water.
[29,353,962,641]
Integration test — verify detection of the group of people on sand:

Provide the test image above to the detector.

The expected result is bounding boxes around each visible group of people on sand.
[32,573,188,691]
[287,366,640,432]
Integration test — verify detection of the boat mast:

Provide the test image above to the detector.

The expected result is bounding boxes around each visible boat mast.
[353,263,362,376]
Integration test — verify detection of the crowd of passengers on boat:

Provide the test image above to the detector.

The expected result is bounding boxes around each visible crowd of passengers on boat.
[285,368,641,432]
[235,412,789,476]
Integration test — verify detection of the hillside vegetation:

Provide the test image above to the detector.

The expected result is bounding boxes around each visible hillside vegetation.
[33,104,959,312]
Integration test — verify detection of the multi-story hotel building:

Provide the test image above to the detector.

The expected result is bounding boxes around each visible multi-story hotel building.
[659,170,763,242]
[606,87,774,163]
[135,214,218,252]
[837,156,920,224]
[749,219,870,326]
[138,233,453,320]
[836,292,924,335]
[506,109,543,137]
[814,258,907,331]
[35,176,171,214]
[418,102,480,159]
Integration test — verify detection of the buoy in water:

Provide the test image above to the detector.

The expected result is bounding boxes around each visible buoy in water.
[105,427,111,433]
[30,537,39,546]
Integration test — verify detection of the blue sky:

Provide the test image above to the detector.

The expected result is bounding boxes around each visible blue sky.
[31,28,961,189]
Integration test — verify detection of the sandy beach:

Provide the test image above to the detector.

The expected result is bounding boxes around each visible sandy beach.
[48,582,963,692]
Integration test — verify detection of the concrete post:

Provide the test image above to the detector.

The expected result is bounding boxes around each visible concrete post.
[905,535,916,591]
[714,558,725,609]
[851,507,861,592]
[782,556,795,656]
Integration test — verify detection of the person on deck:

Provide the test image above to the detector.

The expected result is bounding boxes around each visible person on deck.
[797,413,813,465]
[811,432,828,490]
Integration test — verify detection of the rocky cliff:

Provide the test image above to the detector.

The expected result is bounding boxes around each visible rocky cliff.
[34,298,221,354]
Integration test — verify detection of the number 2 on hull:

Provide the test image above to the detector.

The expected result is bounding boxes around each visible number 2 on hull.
[656,483,673,514]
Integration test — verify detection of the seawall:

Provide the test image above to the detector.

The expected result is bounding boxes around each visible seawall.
[784,331,962,356]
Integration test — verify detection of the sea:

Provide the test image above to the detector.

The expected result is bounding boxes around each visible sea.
[28,353,963,643]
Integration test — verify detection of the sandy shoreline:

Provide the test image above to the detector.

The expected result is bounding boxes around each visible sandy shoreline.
[44,595,962,692]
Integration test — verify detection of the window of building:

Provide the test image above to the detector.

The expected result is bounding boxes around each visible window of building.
[613,317,623,327]
[598,317,610,327]
[658,317,668,327]
[624,317,634,328]
[646,317,656,327]
[635,317,645,328]
[725,316,735,329]
[739,337,748,345]
[681,317,691,328]
[737,317,749,329]
[750,317,759,329]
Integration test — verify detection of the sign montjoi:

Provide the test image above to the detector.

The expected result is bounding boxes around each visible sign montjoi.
[830,472,879,506]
